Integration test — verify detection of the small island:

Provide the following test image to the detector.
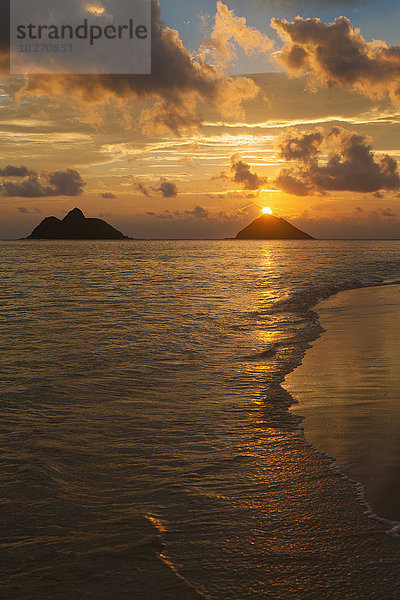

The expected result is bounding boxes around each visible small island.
[235,213,314,240]
[27,208,129,240]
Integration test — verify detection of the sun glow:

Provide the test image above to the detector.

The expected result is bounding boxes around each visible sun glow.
[262,207,273,215]
[86,4,105,16]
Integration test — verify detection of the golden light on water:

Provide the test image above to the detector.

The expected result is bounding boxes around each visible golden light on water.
[262,207,273,215]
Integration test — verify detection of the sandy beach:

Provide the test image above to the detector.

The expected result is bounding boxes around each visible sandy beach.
[285,283,400,523]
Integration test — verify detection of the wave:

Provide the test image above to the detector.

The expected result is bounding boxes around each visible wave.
[242,344,279,361]
[281,280,400,540]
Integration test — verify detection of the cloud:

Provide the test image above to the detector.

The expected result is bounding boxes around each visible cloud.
[267,0,364,8]
[16,206,41,214]
[18,1,260,135]
[145,206,208,220]
[100,192,116,199]
[47,169,86,196]
[1,169,86,197]
[274,171,311,196]
[271,16,400,108]
[158,178,178,198]
[380,208,396,219]
[201,1,273,70]
[290,209,400,239]
[184,206,209,219]
[279,129,324,163]
[136,183,152,197]
[2,176,52,198]
[230,153,268,190]
[274,126,400,195]
[0,165,33,177]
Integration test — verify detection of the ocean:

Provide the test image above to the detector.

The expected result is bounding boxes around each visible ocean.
[1,239,400,600]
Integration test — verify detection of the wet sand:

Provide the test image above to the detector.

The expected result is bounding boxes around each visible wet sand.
[285,283,400,523]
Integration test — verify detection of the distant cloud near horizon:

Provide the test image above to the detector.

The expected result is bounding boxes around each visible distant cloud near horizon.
[380,208,396,219]
[134,181,152,198]
[274,126,400,196]
[1,168,86,198]
[17,206,41,214]
[158,178,178,198]
[185,206,209,219]
[100,192,116,199]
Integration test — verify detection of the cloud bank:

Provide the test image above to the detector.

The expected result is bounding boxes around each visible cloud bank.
[274,126,400,195]
[0,167,86,197]
[271,16,400,108]
[18,1,261,135]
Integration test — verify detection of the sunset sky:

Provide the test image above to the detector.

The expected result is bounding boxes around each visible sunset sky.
[2,0,400,238]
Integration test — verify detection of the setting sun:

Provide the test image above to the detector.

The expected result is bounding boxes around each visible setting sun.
[262,207,273,215]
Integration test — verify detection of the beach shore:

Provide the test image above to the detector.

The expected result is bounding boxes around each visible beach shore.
[285,283,400,523]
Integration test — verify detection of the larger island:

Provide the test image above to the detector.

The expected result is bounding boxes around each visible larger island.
[27,208,129,240]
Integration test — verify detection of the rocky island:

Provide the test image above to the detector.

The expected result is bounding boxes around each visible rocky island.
[27,208,129,240]
[235,213,314,240]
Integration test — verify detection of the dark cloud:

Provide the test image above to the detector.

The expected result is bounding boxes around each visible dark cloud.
[279,129,324,163]
[274,170,311,196]
[2,176,52,198]
[0,165,33,177]
[18,1,260,134]
[184,206,209,219]
[274,126,400,195]
[47,169,85,196]
[271,16,400,108]
[100,192,116,199]
[134,182,152,197]
[380,208,396,219]
[230,154,268,190]
[17,206,28,214]
[1,169,86,197]
[145,206,209,220]
[158,178,178,198]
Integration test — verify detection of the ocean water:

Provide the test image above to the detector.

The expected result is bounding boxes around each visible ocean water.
[1,239,400,600]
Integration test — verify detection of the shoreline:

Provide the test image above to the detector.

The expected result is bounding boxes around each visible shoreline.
[284,282,400,534]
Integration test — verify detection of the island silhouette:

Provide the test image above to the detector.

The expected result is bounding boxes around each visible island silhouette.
[235,214,314,239]
[27,208,129,240]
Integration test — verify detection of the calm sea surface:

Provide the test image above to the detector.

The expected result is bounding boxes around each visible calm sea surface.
[1,240,400,600]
